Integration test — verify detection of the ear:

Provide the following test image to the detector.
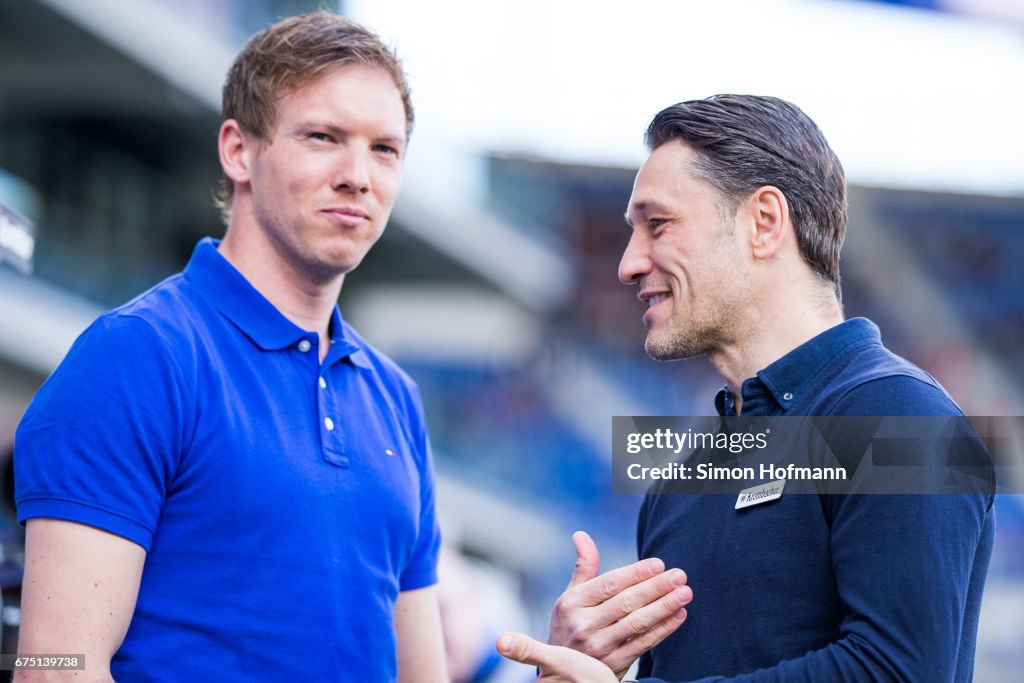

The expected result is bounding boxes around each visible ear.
[218,119,254,188]
[747,186,789,261]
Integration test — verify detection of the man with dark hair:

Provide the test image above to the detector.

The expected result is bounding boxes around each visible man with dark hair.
[15,11,445,682]
[498,95,994,682]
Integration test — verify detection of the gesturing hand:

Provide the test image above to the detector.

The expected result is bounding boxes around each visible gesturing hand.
[547,531,692,679]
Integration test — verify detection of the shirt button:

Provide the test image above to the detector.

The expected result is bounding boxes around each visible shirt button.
[324,417,335,431]
[318,377,327,389]
[783,392,794,401]
[298,340,312,353]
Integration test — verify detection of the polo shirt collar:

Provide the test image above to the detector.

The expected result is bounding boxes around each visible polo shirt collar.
[327,307,372,369]
[184,237,367,366]
[715,318,881,415]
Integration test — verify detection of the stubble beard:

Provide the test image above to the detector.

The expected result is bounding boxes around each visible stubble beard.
[256,203,356,286]
[644,298,743,362]
[643,256,748,362]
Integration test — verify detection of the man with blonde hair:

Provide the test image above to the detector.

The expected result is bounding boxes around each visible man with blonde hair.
[15,12,445,681]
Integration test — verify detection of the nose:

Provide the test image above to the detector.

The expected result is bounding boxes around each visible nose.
[619,229,652,285]
[332,148,371,195]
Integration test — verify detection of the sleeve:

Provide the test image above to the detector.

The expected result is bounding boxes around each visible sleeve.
[15,313,189,551]
[398,383,442,591]
[638,376,995,682]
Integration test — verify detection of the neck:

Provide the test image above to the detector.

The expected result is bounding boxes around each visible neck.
[219,214,342,360]
[709,281,843,414]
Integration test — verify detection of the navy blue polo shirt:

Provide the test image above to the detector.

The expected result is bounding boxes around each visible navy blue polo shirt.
[637,318,994,683]
[16,238,441,681]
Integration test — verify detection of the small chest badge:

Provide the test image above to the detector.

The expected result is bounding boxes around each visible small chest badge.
[735,479,786,510]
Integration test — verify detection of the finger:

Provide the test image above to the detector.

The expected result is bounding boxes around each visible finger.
[567,531,600,589]
[605,606,690,676]
[499,632,620,683]
[594,567,690,626]
[497,631,557,668]
[566,556,666,609]
[603,581,692,647]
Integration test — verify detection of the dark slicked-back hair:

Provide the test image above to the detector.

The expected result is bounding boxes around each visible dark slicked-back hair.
[646,94,847,297]
[214,10,413,225]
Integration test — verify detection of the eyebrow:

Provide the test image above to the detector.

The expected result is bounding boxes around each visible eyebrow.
[298,120,407,147]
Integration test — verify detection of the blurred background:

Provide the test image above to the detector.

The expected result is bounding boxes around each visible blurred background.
[0,0,1022,680]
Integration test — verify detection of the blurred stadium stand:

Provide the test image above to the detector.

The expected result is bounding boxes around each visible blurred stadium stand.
[0,0,1022,677]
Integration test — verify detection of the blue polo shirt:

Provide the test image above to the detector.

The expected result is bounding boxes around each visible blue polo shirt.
[15,238,441,681]
[637,318,994,682]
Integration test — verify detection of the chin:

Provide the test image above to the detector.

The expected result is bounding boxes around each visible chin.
[308,246,367,276]
[645,336,678,362]
[298,255,350,284]
[645,329,702,362]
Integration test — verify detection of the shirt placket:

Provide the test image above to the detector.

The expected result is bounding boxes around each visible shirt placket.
[295,333,349,467]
